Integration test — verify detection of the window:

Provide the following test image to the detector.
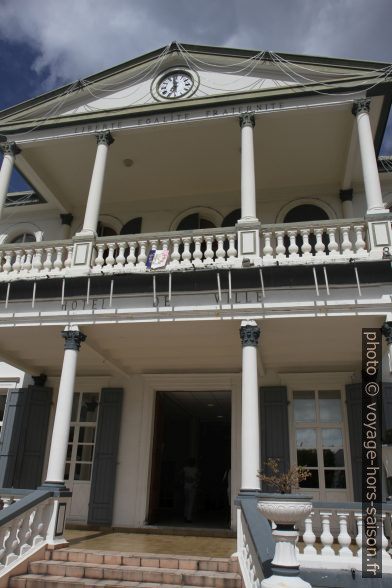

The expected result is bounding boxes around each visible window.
[65,392,99,482]
[176,213,216,231]
[10,233,36,244]
[283,204,329,256]
[222,209,241,227]
[121,217,142,235]
[96,222,116,238]
[292,390,347,493]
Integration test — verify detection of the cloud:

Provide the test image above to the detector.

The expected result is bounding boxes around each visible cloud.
[0,0,391,91]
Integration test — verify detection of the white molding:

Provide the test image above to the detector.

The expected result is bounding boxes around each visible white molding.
[0,221,43,244]
[279,372,354,388]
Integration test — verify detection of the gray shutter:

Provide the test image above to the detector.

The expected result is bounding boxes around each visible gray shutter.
[260,386,290,489]
[0,386,52,489]
[346,383,362,501]
[88,388,123,525]
[0,389,25,487]
[382,382,392,444]
[14,386,52,489]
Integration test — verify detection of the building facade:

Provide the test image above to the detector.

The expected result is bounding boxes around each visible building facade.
[0,43,391,536]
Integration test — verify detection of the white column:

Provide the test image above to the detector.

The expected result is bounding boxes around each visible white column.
[352,100,385,215]
[80,131,114,235]
[0,142,20,219]
[60,213,74,239]
[240,320,261,491]
[44,326,86,486]
[239,114,258,223]
[339,188,354,218]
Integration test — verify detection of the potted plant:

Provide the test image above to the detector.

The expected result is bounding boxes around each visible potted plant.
[257,459,313,588]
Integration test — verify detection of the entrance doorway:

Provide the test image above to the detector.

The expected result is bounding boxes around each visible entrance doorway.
[148,391,231,528]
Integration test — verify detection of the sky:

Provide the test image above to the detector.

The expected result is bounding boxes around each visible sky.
[0,0,391,190]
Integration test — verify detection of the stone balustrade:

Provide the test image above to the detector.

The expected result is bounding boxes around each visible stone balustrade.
[0,488,68,580]
[297,503,392,572]
[0,218,379,281]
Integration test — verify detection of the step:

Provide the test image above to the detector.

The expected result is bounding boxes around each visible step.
[50,549,239,574]
[10,576,184,588]
[25,560,241,587]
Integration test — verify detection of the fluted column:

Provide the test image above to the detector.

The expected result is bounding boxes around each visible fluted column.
[240,320,261,491]
[239,114,258,223]
[352,100,385,215]
[80,131,114,235]
[339,188,354,218]
[44,327,86,486]
[0,142,21,219]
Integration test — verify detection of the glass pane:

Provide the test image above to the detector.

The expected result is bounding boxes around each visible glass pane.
[325,470,346,489]
[74,462,92,481]
[79,393,99,422]
[71,393,80,422]
[322,429,344,466]
[293,391,316,422]
[76,444,94,461]
[68,426,75,443]
[296,429,318,466]
[66,444,73,460]
[64,462,70,480]
[78,427,95,443]
[319,391,342,422]
[299,469,319,488]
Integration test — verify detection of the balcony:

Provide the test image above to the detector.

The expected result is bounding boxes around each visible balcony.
[0,216,388,282]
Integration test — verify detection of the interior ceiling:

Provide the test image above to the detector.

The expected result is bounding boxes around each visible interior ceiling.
[0,315,384,377]
[21,105,354,211]
[163,391,231,422]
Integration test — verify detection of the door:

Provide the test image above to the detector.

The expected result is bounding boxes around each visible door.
[65,391,100,521]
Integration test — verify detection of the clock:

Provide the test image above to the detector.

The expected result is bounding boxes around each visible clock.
[157,70,194,99]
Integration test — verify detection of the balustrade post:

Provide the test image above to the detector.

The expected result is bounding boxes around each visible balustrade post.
[181,236,192,267]
[169,238,181,268]
[314,228,326,257]
[126,241,137,267]
[115,241,126,268]
[12,250,22,273]
[287,230,299,258]
[337,512,353,557]
[326,227,339,257]
[262,231,274,261]
[136,240,147,269]
[203,236,215,265]
[340,226,354,257]
[215,234,226,265]
[192,236,203,267]
[353,225,366,255]
[275,231,286,260]
[303,513,317,555]
[104,242,116,270]
[226,233,237,263]
[300,229,312,257]
[320,512,335,556]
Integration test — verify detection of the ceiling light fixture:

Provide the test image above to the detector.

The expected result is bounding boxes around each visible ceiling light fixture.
[123,158,134,167]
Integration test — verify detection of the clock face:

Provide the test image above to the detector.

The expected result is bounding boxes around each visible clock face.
[157,71,194,99]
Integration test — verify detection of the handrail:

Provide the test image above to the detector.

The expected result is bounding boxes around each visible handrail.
[0,489,52,526]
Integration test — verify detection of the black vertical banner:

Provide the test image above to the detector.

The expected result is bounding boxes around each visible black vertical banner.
[362,329,382,578]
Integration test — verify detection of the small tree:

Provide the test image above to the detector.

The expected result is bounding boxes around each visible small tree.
[258,458,311,494]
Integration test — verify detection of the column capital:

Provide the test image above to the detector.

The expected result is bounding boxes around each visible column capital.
[61,329,86,351]
[352,99,370,117]
[339,188,353,202]
[381,321,392,345]
[60,213,74,226]
[0,141,21,156]
[96,130,114,146]
[239,113,255,129]
[240,320,260,347]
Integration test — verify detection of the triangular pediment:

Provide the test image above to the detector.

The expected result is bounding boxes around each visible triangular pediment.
[0,43,390,127]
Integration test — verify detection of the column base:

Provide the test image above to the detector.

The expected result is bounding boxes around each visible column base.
[237,216,260,225]
[39,482,72,497]
[366,207,387,215]
[261,574,311,588]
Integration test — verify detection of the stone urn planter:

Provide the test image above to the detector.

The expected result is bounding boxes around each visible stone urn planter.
[258,493,312,588]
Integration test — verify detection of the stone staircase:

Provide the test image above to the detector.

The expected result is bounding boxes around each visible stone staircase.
[10,548,243,587]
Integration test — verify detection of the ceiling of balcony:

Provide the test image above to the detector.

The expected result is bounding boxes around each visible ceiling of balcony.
[17,99,382,215]
[0,315,384,378]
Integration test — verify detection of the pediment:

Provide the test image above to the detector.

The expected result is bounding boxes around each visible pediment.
[0,43,388,126]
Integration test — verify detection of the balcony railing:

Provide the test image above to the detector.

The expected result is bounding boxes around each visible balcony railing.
[0,218,378,281]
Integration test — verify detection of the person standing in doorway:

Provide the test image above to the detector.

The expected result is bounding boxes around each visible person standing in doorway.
[182,457,200,523]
